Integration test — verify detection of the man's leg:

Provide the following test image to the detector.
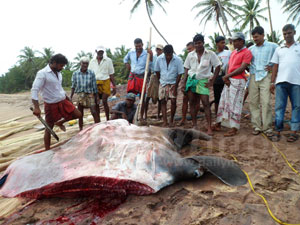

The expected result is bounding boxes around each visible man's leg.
[90,104,100,124]
[161,99,168,127]
[44,123,54,150]
[78,104,84,131]
[260,74,273,134]
[249,74,261,133]
[102,93,110,121]
[200,94,213,135]
[145,97,150,120]
[187,90,199,128]
[95,93,101,122]
[170,98,177,127]
[273,83,288,141]
[157,100,162,120]
[179,94,188,125]
[288,83,300,139]
[55,108,82,131]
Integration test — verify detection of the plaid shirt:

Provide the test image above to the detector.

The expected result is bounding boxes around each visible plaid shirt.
[71,69,97,93]
[249,41,278,81]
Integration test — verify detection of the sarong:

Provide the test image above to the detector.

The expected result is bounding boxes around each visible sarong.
[77,92,95,108]
[97,79,111,95]
[127,73,144,95]
[147,74,159,104]
[185,75,209,95]
[158,84,177,101]
[44,99,76,124]
[216,78,246,129]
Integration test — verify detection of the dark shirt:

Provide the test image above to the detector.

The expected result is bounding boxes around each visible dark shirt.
[112,101,137,123]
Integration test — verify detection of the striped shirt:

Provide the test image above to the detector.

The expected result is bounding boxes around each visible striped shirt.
[249,40,278,81]
[71,69,98,93]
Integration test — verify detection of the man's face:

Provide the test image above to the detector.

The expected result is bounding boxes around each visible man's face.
[165,52,173,61]
[283,29,295,43]
[156,48,163,56]
[97,50,104,58]
[52,63,65,72]
[186,44,195,53]
[216,40,226,51]
[194,40,204,51]
[252,33,264,45]
[233,39,244,49]
[135,43,143,53]
[126,99,135,107]
[80,62,89,71]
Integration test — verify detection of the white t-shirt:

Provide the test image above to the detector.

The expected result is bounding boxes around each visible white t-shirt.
[217,50,231,74]
[88,57,114,81]
[271,42,300,85]
[184,50,221,80]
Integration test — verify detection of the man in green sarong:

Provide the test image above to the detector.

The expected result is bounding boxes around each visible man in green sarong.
[181,34,221,135]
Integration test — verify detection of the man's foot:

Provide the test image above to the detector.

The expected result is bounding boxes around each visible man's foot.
[192,125,199,130]
[54,122,66,132]
[224,128,237,137]
[271,133,281,142]
[287,133,299,142]
[168,122,175,128]
[207,128,213,136]
[264,130,273,138]
[212,123,221,131]
[178,119,185,126]
[252,129,261,135]
[162,122,168,127]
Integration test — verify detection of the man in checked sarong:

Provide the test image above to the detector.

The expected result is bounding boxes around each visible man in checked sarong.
[214,32,253,137]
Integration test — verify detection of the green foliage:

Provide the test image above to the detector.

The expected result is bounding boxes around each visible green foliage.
[73,51,93,71]
[281,0,300,26]
[266,31,284,45]
[130,0,168,15]
[61,69,73,87]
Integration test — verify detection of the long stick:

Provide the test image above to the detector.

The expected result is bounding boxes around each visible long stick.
[133,27,152,125]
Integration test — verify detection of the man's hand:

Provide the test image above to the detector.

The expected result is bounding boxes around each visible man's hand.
[125,63,131,72]
[223,76,231,87]
[121,113,128,120]
[147,48,153,56]
[270,83,275,94]
[33,107,41,118]
[265,65,272,72]
[112,87,117,96]
[206,78,214,88]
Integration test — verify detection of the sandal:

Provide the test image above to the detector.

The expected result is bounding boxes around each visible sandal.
[271,133,281,142]
[224,128,237,137]
[265,131,273,138]
[287,133,299,142]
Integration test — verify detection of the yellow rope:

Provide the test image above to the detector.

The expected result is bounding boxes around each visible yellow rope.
[201,143,300,225]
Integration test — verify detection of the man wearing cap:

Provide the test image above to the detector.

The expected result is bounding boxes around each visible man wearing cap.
[145,44,164,120]
[182,34,221,135]
[123,38,153,121]
[88,46,117,121]
[111,93,137,123]
[270,24,300,142]
[215,32,253,137]
[31,54,82,150]
[248,26,278,137]
[70,57,99,131]
[155,44,184,127]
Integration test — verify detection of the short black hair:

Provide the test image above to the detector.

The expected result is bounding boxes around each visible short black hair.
[50,54,68,64]
[193,34,204,43]
[282,24,295,31]
[186,41,194,47]
[215,36,225,43]
[251,26,264,35]
[163,45,174,54]
[246,42,254,48]
[134,38,143,44]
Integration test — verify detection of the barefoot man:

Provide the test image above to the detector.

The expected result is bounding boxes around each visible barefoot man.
[31,54,82,150]
[182,34,221,135]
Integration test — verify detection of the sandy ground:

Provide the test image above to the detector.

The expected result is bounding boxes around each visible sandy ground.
[0,87,299,225]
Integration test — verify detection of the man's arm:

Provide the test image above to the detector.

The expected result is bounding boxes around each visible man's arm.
[181,68,189,93]
[270,63,278,94]
[224,62,250,79]
[123,52,131,72]
[70,73,76,100]
[207,65,221,88]
[31,72,45,117]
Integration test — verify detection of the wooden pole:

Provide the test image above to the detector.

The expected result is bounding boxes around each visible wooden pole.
[133,27,152,125]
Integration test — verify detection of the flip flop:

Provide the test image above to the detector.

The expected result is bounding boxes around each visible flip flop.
[287,133,299,142]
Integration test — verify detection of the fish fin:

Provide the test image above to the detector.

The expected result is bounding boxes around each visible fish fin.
[188,156,247,186]
[0,174,8,188]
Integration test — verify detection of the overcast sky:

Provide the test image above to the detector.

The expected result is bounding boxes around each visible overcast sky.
[0,0,299,75]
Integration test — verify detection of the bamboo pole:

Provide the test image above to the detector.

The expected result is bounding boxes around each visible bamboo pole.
[133,27,152,125]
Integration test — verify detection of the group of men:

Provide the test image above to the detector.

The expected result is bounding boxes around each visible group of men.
[31,23,300,150]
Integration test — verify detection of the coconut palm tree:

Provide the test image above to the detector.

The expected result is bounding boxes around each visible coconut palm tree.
[281,0,300,26]
[73,51,93,71]
[192,0,237,36]
[235,0,268,40]
[129,0,169,44]
[266,31,284,45]
[39,47,54,66]
[266,0,275,42]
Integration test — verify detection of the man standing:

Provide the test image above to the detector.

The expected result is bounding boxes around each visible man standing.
[213,36,231,116]
[111,93,137,124]
[182,34,221,135]
[31,54,82,150]
[270,24,300,142]
[88,46,117,121]
[155,45,184,127]
[70,57,99,131]
[145,44,164,120]
[248,26,278,137]
[179,41,195,126]
[215,32,253,137]
[123,38,153,121]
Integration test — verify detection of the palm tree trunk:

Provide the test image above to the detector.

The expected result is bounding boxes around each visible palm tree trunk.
[216,0,232,36]
[217,19,226,36]
[145,1,169,44]
[267,0,275,42]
